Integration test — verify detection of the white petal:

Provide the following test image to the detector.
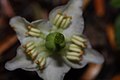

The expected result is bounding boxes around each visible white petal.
[83,48,104,64]
[5,47,38,71]
[62,56,87,69]
[49,0,84,39]
[31,19,52,35]
[37,56,70,80]
[9,16,30,42]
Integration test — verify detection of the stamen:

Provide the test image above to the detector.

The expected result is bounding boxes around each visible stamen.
[31,51,38,60]
[56,15,64,27]
[63,17,71,28]
[67,52,81,57]
[53,13,61,25]
[27,31,40,37]
[60,19,66,28]
[30,28,41,33]
[69,46,82,52]
[30,48,36,54]
[40,57,46,69]
[26,44,35,52]
[66,55,80,61]
[26,42,34,48]
[27,52,31,55]
[28,26,32,29]
[71,38,86,48]
[72,35,86,42]
[37,57,43,63]
[69,44,80,48]
[36,57,46,69]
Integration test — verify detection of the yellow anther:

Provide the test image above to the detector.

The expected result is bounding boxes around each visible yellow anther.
[27,52,31,55]
[31,51,38,60]
[71,38,86,48]
[27,31,40,37]
[26,44,35,52]
[66,55,80,61]
[37,57,44,63]
[53,13,61,25]
[60,19,66,28]
[40,57,46,69]
[69,44,80,49]
[26,42,34,48]
[28,26,32,30]
[67,52,81,57]
[72,35,86,42]
[30,28,41,33]
[30,48,36,54]
[63,17,71,28]
[56,15,64,27]
[69,46,82,52]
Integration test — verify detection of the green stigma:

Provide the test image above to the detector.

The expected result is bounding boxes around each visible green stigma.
[45,32,66,52]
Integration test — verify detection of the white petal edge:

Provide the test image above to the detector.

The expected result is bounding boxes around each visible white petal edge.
[5,46,38,71]
[37,56,70,80]
[49,0,84,39]
[31,19,52,35]
[9,16,30,42]
[83,48,104,64]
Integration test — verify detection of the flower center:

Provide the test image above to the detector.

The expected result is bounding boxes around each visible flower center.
[45,32,66,52]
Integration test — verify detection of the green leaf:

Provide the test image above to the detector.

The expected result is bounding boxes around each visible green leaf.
[110,0,120,8]
[115,15,120,48]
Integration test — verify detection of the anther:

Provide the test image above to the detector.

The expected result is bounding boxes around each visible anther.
[67,52,81,57]
[69,44,80,49]
[53,13,61,25]
[37,57,43,63]
[66,55,80,61]
[56,15,64,27]
[28,26,32,30]
[63,17,71,28]
[30,28,41,33]
[26,44,35,52]
[72,35,86,42]
[40,57,46,69]
[31,51,38,60]
[26,42,34,48]
[69,46,82,52]
[60,19,66,28]
[71,38,86,48]
[27,31,40,37]
[30,48,36,54]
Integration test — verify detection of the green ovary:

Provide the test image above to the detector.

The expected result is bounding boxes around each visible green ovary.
[45,32,66,52]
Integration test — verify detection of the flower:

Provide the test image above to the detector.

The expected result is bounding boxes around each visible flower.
[5,0,104,80]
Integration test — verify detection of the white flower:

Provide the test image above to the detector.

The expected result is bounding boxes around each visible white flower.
[5,0,104,80]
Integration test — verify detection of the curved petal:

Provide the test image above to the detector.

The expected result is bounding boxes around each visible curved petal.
[83,48,104,64]
[9,16,30,42]
[31,19,52,35]
[37,56,70,80]
[5,46,38,71]
[49,0,84,39]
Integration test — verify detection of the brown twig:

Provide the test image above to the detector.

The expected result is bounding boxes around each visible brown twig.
[80,63,103,80]
[106,23,116,49]
[93,0,105,17]
[0,35,17,55]
[0,0,15,17]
